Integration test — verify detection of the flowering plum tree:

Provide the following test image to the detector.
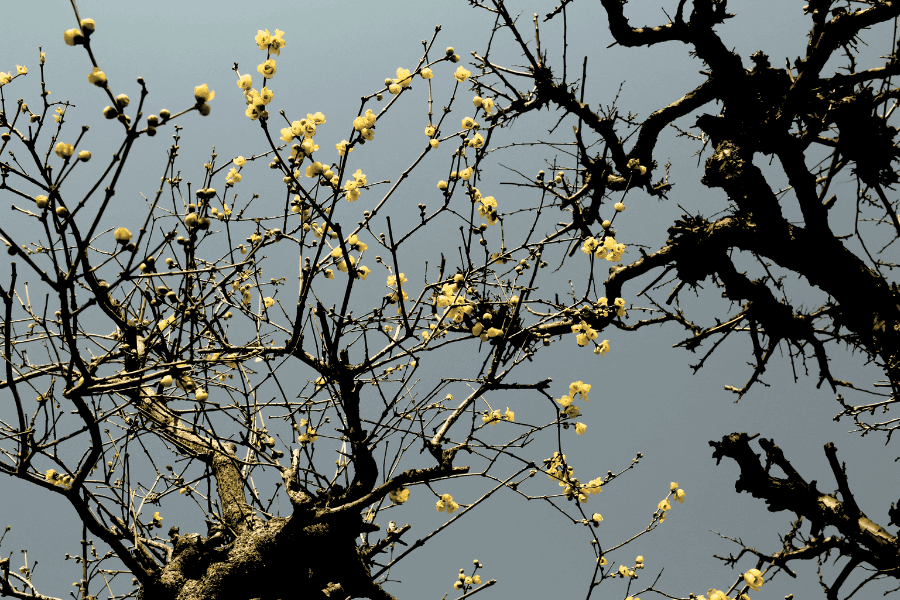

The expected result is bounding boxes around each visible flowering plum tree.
[0,1,898,599]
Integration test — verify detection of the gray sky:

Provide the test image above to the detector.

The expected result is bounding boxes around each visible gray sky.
[0,1,898,599]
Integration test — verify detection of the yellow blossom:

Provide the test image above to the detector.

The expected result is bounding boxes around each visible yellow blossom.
[269,29,287,55]
[87,67,106,87]
[569,381,591,401]
[336,140,352,156]
[420,67,433,79]
[394,67,412,88]
[575,422,587,435]
[454,66,471,82]
[743,569,764,591]
[257,59,277,78]
[194,83,215,103]
[54,142,75,159]
[226,167,241,185]
[597,339,610,357]
[237,74,252,90]
[64,29,84,46]
[347,234,367,251]
[387,273,407,287]
[389,486,410,504]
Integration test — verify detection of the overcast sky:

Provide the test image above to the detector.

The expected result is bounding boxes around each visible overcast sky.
[1,1,898,599]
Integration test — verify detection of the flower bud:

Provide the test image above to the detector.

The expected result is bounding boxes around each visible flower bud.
[78,151,91,162]
[63,29,84,46]
[79,19,96,34]
[87,67,107,87]
[116,94,130,108]
[147,115,159,127]
[114,227,132,244]
[35,195,49,208]
[159,109,171,120]
[103,106,117,119]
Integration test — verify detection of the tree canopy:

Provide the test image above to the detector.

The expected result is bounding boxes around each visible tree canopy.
[1,1,899,599]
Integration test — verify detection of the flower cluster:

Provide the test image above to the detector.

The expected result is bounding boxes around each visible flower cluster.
[627,157,647,175]
[695,590,733,600]
[45,468,73,489]
[296,418,317,443]
[436,493,460,513]
[596,296,627,318]
[557,382,592,433]
[452,561,483,591]
[476,192,498,225]
[473,95,496,115]
[571,320,598,347]
[280,112,326,148]
[481,407,514,425]
[352,109,377,141]
[344,168,367,202]
[255,28,286,55]
[569,381,591,401]
[544,452,603,502]
[657,481,687,522]
[386,273,409,306]
[194,83,214,116]
[435,274,474,324]
[242,77,274,121]
[582,236,626,262]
